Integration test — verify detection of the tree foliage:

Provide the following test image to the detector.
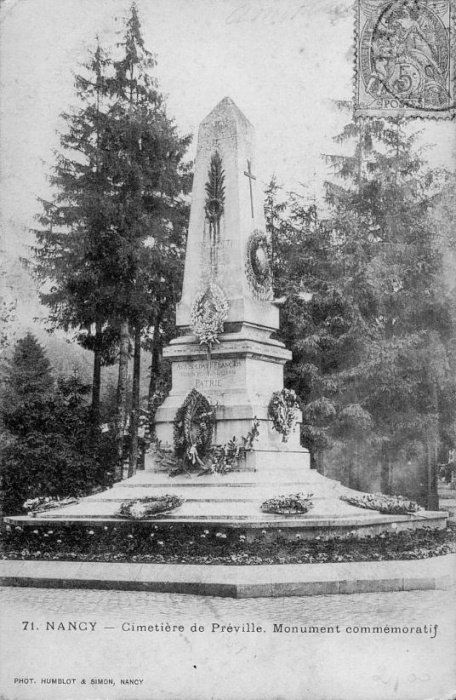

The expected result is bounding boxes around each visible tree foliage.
[267,111,456,506]
[1,334,116,515]
[32,3,192,477]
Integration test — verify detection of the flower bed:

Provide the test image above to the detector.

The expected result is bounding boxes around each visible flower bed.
[341,492,422,515]
[261,493,313,515]
[2,522,455,565]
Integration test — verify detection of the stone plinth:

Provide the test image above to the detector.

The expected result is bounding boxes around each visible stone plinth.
[155,326,307,457]
[5,467,447,541]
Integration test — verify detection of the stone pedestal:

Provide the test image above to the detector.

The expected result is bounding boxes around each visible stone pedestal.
[155,324,309,467]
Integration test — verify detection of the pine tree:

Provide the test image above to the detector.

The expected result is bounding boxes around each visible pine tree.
[268,109,456,507]
[323,114,454,505]
[103,3,192,476]
[33,4,192,480]
[3,332,54,406]
[1,336,115,514]
[33,39,117,427]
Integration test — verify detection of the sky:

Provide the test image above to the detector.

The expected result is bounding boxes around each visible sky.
[1,0,455,255]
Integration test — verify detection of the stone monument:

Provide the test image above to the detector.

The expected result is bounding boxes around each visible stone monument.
[6,98,447,537]
[155,97,308,468]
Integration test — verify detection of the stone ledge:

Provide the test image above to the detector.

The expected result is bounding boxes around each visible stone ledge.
[1,555,454,598]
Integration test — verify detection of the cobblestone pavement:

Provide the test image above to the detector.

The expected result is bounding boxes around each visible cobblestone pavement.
[1,585,455,700]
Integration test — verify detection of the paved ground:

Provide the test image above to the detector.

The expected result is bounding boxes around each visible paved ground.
[1,583,455,700]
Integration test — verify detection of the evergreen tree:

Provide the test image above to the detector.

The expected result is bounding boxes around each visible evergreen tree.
[322,114,454,506]
[33,39,117,426]
[33,4,191,479]
[1,336,115,514]
[3,332,54,406]
[103,3,191,476]
[268,110,456,507]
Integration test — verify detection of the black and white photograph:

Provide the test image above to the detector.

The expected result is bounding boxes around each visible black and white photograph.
[0,1,455,698]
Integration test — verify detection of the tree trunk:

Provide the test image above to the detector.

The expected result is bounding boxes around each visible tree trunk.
[380,450,392,495]
[91,320,103,430]
[147,314,163,439]
[426,441,439,510]
[128,324,141,477]
[114,319,130,482]
[426,380,439,510]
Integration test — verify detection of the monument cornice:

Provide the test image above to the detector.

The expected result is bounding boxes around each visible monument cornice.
[163,338,291,364]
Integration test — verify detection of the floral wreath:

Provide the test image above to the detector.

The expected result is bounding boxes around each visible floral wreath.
[245,230,273,301]
[190,281,229,347]
[173,389,215,466]
[261,492,313,515]
[341,493,421,515]
[118,495,184,519]
[268,388,300,442]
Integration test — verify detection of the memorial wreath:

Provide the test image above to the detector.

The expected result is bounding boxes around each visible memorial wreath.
[190,281,229,347]
[268,388,300,442]
[173,389,215,467]
[261,492,313,515]
[118,495,184,520]
[341,492,422,515]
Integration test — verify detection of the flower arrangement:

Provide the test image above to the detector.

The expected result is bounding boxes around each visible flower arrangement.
[23,496,79,515]
[341,492,422,515]
[268,389,300,442]
[196,418,261,475]
[118,495,183,520]
[261,493,313,515]
[173,389,215,468]
[190,282,229,347]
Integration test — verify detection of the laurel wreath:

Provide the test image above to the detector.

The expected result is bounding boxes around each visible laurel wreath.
[190,282,229,347]
[245,230,273,301]
[268,389,300,442]
[173,389,215,466]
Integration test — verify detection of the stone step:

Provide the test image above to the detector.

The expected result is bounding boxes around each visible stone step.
[86,487,328,503]
[120,469,327,487]
[23,494,419,521]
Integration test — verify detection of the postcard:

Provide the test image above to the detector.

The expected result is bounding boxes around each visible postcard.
[1,1,455,699]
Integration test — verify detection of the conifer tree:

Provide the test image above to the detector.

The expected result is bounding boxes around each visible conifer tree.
[33,39,116,426]
[33,4,191,479]
[1,335,115,514]
[269,109,456,506]
[102,3,191,476]
[2,332,54,409]
[322,112,454,505]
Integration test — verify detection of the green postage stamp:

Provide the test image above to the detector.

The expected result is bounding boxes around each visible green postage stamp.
[355,0,455,118]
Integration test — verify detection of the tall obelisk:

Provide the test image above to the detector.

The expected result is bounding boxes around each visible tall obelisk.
[155,97,309,468]
[176,97,279,330]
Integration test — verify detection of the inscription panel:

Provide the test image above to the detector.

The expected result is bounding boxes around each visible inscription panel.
[173,358,243,391]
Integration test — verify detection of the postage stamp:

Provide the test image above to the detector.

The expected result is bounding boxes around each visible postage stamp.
[355,0,455,118]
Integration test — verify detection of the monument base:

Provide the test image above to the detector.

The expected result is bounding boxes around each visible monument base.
[6,455,448,540]
[155,324,301,450]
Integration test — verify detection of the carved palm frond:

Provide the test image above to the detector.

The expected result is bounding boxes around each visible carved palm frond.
[205,151,225,222]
